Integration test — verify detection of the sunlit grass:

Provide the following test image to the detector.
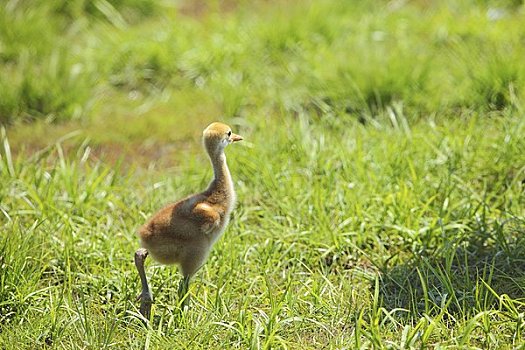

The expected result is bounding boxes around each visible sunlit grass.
[1,111,525,348]
[2,0,525,127]
[1,0,525,348]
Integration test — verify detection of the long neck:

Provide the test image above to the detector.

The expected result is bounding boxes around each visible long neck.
[211,151,230,184]
[207,149,235,207]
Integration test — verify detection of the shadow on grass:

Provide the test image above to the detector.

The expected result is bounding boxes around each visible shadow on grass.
[378,217,525,316]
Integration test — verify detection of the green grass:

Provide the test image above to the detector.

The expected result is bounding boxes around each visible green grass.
[2,0,525,128]
[2,114,525,348]
[1,0,525,348]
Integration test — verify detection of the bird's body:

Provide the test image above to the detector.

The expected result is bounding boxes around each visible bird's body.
[138,174,235,270]
[134,122,242,318]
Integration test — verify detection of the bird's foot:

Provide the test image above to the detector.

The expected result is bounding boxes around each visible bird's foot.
[177,275,191,310]
[137,291,153,320]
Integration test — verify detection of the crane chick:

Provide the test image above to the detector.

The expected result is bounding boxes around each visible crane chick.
[134,122,243,318]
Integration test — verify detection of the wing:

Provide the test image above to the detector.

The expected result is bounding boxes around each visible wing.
[190,202,221,234]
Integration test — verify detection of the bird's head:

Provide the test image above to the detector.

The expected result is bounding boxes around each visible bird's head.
[203,122,243,155]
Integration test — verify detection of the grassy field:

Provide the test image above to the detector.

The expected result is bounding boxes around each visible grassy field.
[1,0,525,348]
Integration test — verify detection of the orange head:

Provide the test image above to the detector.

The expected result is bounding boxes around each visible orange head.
[203,122,243,155]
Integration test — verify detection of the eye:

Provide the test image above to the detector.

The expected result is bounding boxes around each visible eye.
[227,130,232,137]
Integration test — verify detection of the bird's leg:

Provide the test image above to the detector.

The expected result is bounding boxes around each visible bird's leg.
[177,275,191,309]
[134,248,153,320]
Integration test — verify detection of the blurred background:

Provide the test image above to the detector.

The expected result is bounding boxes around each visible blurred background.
[1,0,524,164]
[1,1,525,348]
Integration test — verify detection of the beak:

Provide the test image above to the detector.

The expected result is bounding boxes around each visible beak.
[230,133,243,142]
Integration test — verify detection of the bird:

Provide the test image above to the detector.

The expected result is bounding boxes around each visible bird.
[134,122,243,319]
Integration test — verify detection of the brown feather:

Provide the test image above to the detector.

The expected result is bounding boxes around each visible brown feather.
[137,122,242,276]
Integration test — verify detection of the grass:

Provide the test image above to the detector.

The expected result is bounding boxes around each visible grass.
[1,0,525,348]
